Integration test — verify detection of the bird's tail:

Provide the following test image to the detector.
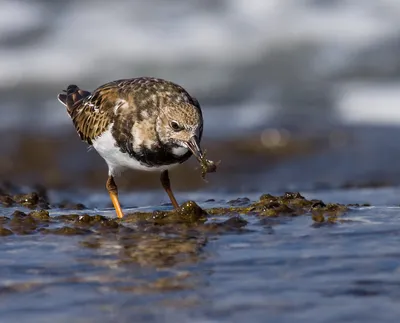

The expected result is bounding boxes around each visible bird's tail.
[57,85,91,115]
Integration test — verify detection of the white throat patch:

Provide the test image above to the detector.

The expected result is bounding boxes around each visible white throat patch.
[172,146,188,156]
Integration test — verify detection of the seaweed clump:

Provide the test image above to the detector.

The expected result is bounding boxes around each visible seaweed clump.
[9,210,39,235]
[197,150,220,181]
[124,200,208,225]
[0,184,50,209]
[207,192,348,222]
[0,187,350,238]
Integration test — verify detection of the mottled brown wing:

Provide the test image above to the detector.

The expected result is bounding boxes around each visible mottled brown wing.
[65,82,121,145]
[115,77,200,109]
[61,77,201,145]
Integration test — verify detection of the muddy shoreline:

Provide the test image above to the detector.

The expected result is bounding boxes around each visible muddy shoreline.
[0,128,346,192]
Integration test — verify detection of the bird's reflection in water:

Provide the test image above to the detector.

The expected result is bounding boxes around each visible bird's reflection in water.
[77,220,209,295]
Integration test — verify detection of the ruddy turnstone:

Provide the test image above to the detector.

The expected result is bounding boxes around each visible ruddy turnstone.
[57,77,209,218]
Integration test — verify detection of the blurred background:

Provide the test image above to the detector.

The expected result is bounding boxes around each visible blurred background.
[2,0,400,194]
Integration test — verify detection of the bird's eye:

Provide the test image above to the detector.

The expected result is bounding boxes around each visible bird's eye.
[170,121,182,132]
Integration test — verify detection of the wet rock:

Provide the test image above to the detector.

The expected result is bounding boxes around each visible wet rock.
[283,192,305,200]
[177,201,208,220]
[0,195,14,207]
[57,201,86,210]
[318,203,348,216]
[311,200,326,208]
[259,193,277,202]
[40,226,92,236]
[0,217,9,226]
[0,227,13,236]
[207,206,253,216]
[0,192,348,238]
[262,201,281,209]
[76,214,108,224]
[31,185,50,209]
[259,204,296,217]
[51,213,121,234]
[9,210,37,234]
[0,184,49,209]
[311,202,348,225]
[125,201,207,225]
[28,210,50,221]
[207,192,348,220]
[13,192,39,208]
[0,189,353,243]
[153,201,207,224]
[75,214,120,232]
[281,193,312,208]
[54,214,81,222]
[228,197,251,206]
[11,210,26,218]
[253,192,309,216]
[259,192,310,210]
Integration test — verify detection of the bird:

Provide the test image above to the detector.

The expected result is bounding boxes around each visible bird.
[57,77,205,218]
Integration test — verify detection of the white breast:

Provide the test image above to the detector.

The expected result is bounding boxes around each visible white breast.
[92,124,177,176]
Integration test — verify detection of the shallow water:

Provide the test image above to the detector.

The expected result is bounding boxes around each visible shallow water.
[1,188,400,323]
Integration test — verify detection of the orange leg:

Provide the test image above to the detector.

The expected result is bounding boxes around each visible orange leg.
[160,170,179,209]
[106,175,124,218]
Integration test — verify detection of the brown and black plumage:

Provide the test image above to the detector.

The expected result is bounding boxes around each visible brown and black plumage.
[58,77,205,218]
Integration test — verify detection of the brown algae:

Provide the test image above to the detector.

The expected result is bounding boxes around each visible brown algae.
[0,188,50,209]
[207,192,348,219]
[0,191,350,237]
[124,200,208,225]
[198,150,220,180]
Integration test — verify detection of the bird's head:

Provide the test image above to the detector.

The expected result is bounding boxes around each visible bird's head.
[156,102,204,161]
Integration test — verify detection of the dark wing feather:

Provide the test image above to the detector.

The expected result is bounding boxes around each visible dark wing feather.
[60,82,121,145]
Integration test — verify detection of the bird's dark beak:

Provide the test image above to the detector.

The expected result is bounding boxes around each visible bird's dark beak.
[185,136,203,162]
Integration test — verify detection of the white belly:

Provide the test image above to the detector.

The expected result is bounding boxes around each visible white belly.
[92,126,177,176]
